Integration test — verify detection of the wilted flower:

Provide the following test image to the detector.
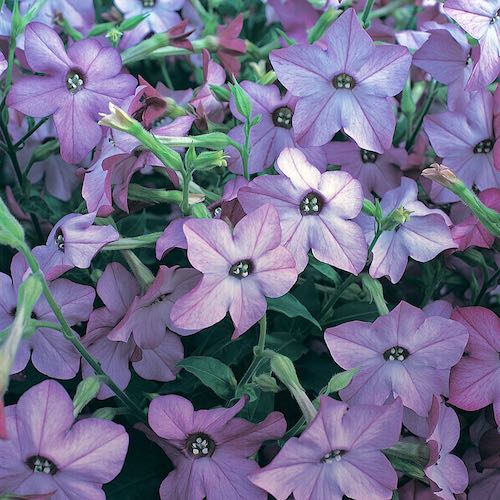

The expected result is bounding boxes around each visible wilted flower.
[325,301,469,415]
[250,397,403,500]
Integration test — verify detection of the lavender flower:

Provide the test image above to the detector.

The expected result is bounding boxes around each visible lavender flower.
[250,397,403,500]
[226,82,328,175]
[32,213,119,281]
[424,91,499,203]
[0,380,128,497]
[444,0,500,90]
[270,8,411,151]
[358,178,456,284]
[7,22,136,163]
[81,263,184,399]
[170,204,298,338]
[0,253,95,379]
[448,306,500,426]
[325,301,469,416]
[144,394,286,500]
[238,148,367,273]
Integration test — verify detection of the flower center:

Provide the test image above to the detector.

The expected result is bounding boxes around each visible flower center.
[383,346,410,361]
[27,455,57,475]
[321,449,344,463]
[229,260,252,279]
[332,73,356,90]
[272,106,293,129]
[300,192,323,216]
[55,229,65,251]
[491,9,499,23]
[152,293,169,305]
[360,149,379,164]
[66,70,84,94]
[142,0,156,6]
[186,433,215,459]
[473,139,494,154]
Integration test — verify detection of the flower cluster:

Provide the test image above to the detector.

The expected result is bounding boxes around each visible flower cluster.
[0,1,499,499]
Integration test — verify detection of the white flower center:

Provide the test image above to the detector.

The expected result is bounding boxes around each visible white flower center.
[66,71,84,94]
[230,260,252,279]
[333,73,356,90]
[27,455,57,475]
[384,346,409,361]
[272,106,293,129]
[473,139,494,154]
[321,449,344,463]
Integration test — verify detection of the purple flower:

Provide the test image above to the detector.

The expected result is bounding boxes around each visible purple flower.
[238,148,367,274]
[81,263,183,399]
[115,0,184,49]
[444,0,500,90]
[7,22,136,163]
[144,394,286,500]
[358,178,456,284]
[108,265,200,348]
[424,398,468,500]
[325,301,469,416]
[170,204,298,338]
[423,90,499,203]
[0,253,95,379]
[32,212,119,281]
[463,447,500,500]
[226,81,328,175]
[448,306,500,426]
[269,8,411,151]
[0,380,128,497]
[249,397,403,500]
[325,139,407,199]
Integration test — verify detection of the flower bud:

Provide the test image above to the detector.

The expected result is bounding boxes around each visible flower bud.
[322,369,358,395]
[191,203,212,219]
[361,274,389,315]
[193,150,228,171]
[73,376,102,417]
[229,79,252,121]
[209,84,230,102]
[380,207,412,232]
[93,407,118,420]
[253,374,280,393]
[119,12,150,32]
[0,195,26,250]
[421,163,460,190]
[308,8,342,44]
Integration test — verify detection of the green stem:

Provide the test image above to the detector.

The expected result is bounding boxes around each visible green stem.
[361,0,376,27]
[19,246,146,422]
[406,80,438,151]
[242,122,251,181]
[255,313,267,356]
[319,274,357,323]
[181,166,193,215]
[13,117,49,149]
[369,0,411,19]
[101,232,163,251]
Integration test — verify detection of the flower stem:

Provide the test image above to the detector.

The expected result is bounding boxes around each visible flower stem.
[361,0,376,27]
[19,246,146,422]
[13,117,49,149]
[255,313,267,356]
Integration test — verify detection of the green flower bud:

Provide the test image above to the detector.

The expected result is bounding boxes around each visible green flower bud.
[209,84,231,103]
[73,376,103,417]
[192,150,228,171]
[228,79,252,121]
[308,8,342,44]
[253,374,280,393]
[0,195,25,249]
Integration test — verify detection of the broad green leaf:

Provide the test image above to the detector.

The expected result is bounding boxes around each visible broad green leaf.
[178,356,237,399]
[267,294,321,330]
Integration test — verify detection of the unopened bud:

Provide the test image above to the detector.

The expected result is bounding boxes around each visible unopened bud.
[73,376,102,417]
[229,79,252,121]
[0,196,25,250]
[209,84,230,102]
[253,374,280,393]
[308,8,342,44]
[193,150,227,170]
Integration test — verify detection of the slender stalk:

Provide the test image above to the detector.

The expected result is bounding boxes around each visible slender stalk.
[361,0,376,27]
[406,80,438,151]
[255,313,267,356]
[19,247,146,421]
[369,0,411,20]
[101,232,163,251]
[13,117,49,149]
[181,166,193,215]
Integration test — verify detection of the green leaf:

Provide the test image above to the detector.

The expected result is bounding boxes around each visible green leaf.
[308,256,341,286]
[267,294,321,330]
[178,356,237,399]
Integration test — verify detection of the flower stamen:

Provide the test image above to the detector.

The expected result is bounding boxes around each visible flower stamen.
[66,71,84,94]
[230,260,252,279]
[383,346,410,361]
[27,455,57,475]
[300,192,323,216]
[186,433,215,459]
[272,106,293,129]
[332,73,356,90]
[473,139,494,154]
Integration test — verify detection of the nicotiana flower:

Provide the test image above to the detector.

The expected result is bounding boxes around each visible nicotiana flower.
[325,301,469,416]
[115,0,184,48]
[108,265,200,349]
[32,212,119,281]
[0,253,95,379]
[325,140,407,199]
[357,178,456,284]
[463,448,500,500]
[82,263,184,399]
[9,116,79,201]
[448,306,500,426]
[214,14,246,76]
[7,22,136,163]
[0,380,128,497]
[170,204,298,338]
[208,176,248,226]
[225,82,328,175]
[444,0,500,90]
[249,397,403,500]
[238,148,367,274]
[424,90,499,203]
[424,398,468,500]
[450,188,500,251]
[270,8,411,151]
[412,23,472,111]
[144,394,286,500]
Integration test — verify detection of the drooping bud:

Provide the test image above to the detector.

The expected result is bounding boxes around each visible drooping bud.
[73,376,102,417]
